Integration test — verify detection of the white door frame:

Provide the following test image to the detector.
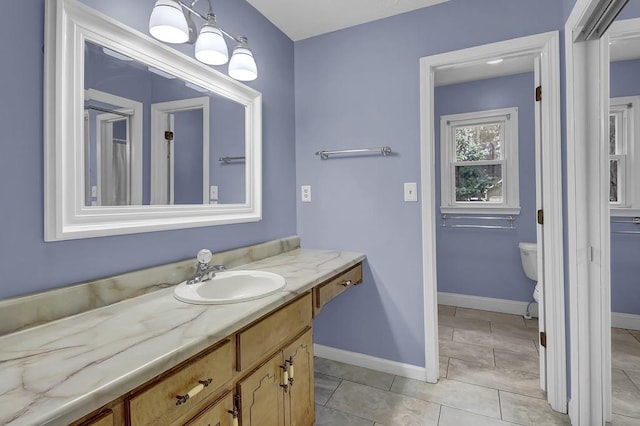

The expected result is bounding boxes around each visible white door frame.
[419,31,566,412]
[84,88,143,205]
[150,97,210,205]
[566,2,640,421]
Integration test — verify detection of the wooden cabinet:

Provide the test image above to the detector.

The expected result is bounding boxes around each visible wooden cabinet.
[314,263,363,315]
[71,262,362,426]
[237,294,312,372]
[184,392,236,426]
[237,352,286,426]
[126,339,233,426]
[237,328,314,426]
[283,329,314,426]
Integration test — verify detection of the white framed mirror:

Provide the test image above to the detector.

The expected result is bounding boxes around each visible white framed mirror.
[44,0,262,241]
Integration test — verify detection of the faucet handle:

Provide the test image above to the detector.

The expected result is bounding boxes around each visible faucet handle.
[196,249,213,265]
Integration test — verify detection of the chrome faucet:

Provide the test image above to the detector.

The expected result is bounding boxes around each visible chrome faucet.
[187,249,225,285]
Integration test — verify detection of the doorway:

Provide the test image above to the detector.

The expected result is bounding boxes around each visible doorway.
[150,97,210,205]
[419,31,566,412]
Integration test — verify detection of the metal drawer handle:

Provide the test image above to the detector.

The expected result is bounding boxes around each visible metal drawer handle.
[340,280,352,287]
[175,378,212,405]
[287,356,294,387]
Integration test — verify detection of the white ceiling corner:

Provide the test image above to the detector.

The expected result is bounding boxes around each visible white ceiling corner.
[246,0,450,41]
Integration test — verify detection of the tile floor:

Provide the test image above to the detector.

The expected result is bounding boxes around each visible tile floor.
[314,306,640,425]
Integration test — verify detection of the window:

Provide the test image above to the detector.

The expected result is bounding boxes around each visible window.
[440,108,520,214]
[610,96,640,216]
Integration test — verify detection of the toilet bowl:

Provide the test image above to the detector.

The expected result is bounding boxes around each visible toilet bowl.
[519,242,540,304]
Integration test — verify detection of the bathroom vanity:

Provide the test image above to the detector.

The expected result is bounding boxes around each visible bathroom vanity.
[0,238,365,426]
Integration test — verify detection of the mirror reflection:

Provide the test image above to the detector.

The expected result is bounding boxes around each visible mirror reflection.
[83,40,246,207]
[608,19,640,421]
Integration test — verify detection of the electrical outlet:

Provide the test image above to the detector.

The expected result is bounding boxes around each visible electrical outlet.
[404,182,418,202]
[210,185,218,200]
[301,185,311,202]
[91,186,97,197]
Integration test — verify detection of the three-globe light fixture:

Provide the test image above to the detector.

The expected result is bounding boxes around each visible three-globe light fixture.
[148,0,257,81]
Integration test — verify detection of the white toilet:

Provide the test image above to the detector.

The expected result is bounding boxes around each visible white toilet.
[519,242,540,317]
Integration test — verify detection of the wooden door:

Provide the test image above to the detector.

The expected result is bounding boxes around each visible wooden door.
[237,352,285,426]
[283,329,314,426]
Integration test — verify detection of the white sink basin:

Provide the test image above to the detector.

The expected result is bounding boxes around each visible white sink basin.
[174,270,286,305]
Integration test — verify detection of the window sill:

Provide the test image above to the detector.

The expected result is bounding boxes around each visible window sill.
[440,206,521,215]
[610,208,640,218]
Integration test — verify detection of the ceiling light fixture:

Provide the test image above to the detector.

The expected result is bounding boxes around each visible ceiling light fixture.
[149,0,257,81]
[486,58,504,65]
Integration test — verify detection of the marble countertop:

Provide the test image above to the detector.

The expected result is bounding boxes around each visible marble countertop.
[0,248,365,426]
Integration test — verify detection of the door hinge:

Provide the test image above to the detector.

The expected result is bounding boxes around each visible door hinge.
[164,131,174,141]
[535,85,542,102]
[540,331,547,348]
[537,209,544,225]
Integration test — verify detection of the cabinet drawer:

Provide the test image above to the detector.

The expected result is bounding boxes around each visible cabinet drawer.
[184,391,235,426]
[314,263,362,314]
[237,293,312,371]
[127,339,233,426]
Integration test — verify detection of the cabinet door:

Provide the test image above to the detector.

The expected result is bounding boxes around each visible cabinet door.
[237,352,285,426]
[283,329,314,426]
[184,391,235,426]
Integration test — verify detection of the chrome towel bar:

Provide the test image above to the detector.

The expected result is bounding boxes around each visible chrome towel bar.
[315,146,392,160]
[441,214,516,230]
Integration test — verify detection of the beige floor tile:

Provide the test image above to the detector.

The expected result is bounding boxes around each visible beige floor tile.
[439,325,454,341]
[439,339,495,366]
[453,328,538,355]
[612,339,640,373]
[439,305,456,316]
[391,376,500,419]
[326,380,441,426]
[625,369,640,390]
[613,328,637,343]
[455,307,526,327]
[438,315,492,332]
[438,406,519,426]
[314,357,395,390]
[611,414,640,425]
[315,404,375,426]
[629,330,640,343]
[524,317,539,329]
[494,349,539,374]
[499,391,570,425]
[315,372,341,405]
[440,356,449,378]
[490,322,540,341]
[447,358,545,399]
[613,369,640,418]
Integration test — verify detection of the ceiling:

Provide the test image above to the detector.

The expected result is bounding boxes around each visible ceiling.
[245,0,450,41]
[434,52,539,87]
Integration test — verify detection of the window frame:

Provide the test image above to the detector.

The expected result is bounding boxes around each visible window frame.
[610,96,640,217]
[440,107,520,214]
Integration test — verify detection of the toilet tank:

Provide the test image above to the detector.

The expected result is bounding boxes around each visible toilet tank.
[518,242,538,281]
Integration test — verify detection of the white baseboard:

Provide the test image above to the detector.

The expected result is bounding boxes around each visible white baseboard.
[612,312,640,331]
[313,344,426,381]
[438,292,538,317]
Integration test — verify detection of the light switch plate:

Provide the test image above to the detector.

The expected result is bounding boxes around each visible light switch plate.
[404,182,418,202]
[210,185,218,200]
[301,185,311,202]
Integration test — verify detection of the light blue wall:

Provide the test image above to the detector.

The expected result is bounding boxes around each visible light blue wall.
[435,73,537,302]
[0,0,295,300]
[296,0,563,366]
[610,58,640,315]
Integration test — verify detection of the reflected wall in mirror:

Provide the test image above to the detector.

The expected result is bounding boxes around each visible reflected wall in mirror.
[44,0,261,241]
[608,18,640,424]
[84,41,246,207]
